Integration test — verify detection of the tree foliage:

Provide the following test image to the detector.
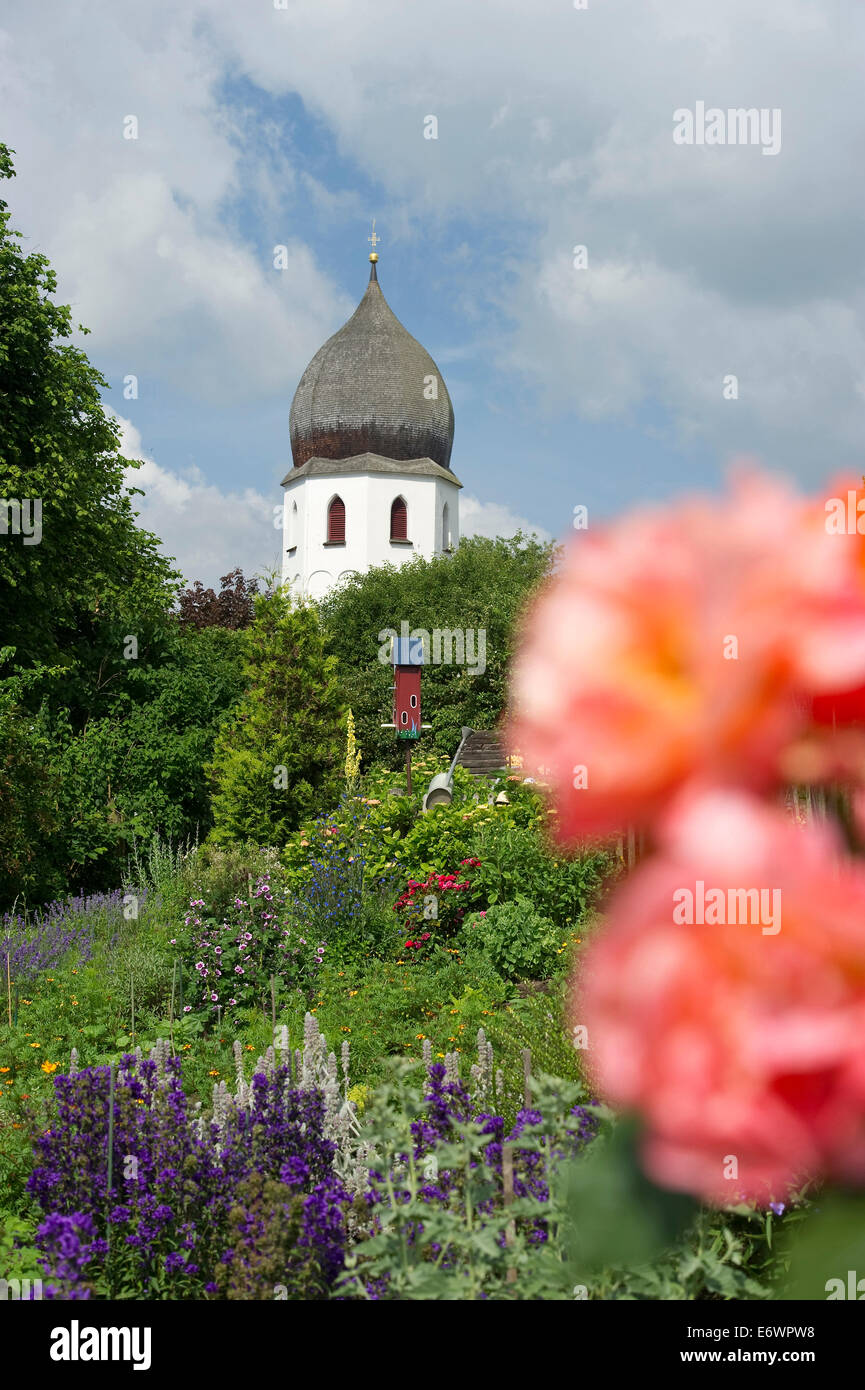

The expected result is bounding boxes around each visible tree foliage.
[0,143,179,695]
[177,568,260,632]
[208,591,345,845]
[318,534,557,766]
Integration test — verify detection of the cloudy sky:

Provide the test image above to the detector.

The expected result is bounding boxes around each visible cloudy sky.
[2,0,863,584]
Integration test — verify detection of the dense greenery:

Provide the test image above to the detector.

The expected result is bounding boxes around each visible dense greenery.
[208,591,345,844]
[0,802,808,1301]
[318,534,557,766]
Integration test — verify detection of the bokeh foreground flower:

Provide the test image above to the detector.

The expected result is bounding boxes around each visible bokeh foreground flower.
[510,470,865,841]
[577,790,865,1204]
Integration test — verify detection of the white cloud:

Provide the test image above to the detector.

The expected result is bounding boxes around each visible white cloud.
[460,494,551,544]
[114,414,280,587]
[3,0,864,478]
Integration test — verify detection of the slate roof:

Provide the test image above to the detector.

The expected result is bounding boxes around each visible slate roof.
[280,451,462,489]
[289,262,455,472]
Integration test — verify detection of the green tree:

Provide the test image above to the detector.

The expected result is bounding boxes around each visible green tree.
[0,655,64,906]
[0,143,179,695]
[207,590,344,845]
[318,534,557,766]
[0,627,248,908]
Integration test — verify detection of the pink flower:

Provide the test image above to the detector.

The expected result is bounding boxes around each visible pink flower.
[578,789,865,1204]
[510,471,865,840]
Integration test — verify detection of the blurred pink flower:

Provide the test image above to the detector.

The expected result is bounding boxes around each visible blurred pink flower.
[577,789,865,1204]
[510,470,865,840]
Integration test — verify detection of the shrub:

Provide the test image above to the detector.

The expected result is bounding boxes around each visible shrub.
[179,871,324,1018]
[470,823,616,930]
[460,899,562,982]
[392,861,478,942]
[208,592,344,844]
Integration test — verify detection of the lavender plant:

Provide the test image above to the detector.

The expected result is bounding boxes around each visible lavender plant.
[0,891,106,991]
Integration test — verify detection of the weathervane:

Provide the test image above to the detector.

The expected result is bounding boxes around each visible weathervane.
[368,217,380,262]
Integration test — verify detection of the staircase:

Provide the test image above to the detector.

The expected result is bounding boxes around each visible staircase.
[454,730,507,779]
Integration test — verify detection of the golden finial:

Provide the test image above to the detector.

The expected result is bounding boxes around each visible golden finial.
[368,217,380,262]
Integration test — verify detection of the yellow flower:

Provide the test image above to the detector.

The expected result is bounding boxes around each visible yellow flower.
[208,1069,220,1077]
[341,1027,351,1033]
[0,1067,10,1073]
[29,1042,41,1048]
[348,989,358,997]
[415,1034,425,1040]
[436,1052,445,1058]
[40,1061,58,1074]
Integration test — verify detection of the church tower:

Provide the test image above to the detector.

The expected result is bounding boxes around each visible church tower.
[281,248,461,599]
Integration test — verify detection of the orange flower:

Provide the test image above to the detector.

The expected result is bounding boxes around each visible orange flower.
[510,471,865,840]
[580,789,865,1205]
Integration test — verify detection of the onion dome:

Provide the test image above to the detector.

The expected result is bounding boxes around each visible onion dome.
[289,258,455,471]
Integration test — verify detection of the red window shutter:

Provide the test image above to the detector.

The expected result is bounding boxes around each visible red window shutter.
[390,496,407,540]
[328,496,345,543]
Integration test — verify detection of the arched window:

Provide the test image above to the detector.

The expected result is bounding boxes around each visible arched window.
[442,502,451,551]
[327,495,345,544]
[288,500,298,549]
[390,495,408,541]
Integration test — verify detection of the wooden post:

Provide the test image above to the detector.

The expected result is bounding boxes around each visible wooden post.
[169,961,177,1057]
[502,1141,517,1285]
[106,1062,116,1293]
[405,741,412,796]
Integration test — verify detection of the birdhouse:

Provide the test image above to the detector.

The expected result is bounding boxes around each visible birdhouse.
[392,635,424,739]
